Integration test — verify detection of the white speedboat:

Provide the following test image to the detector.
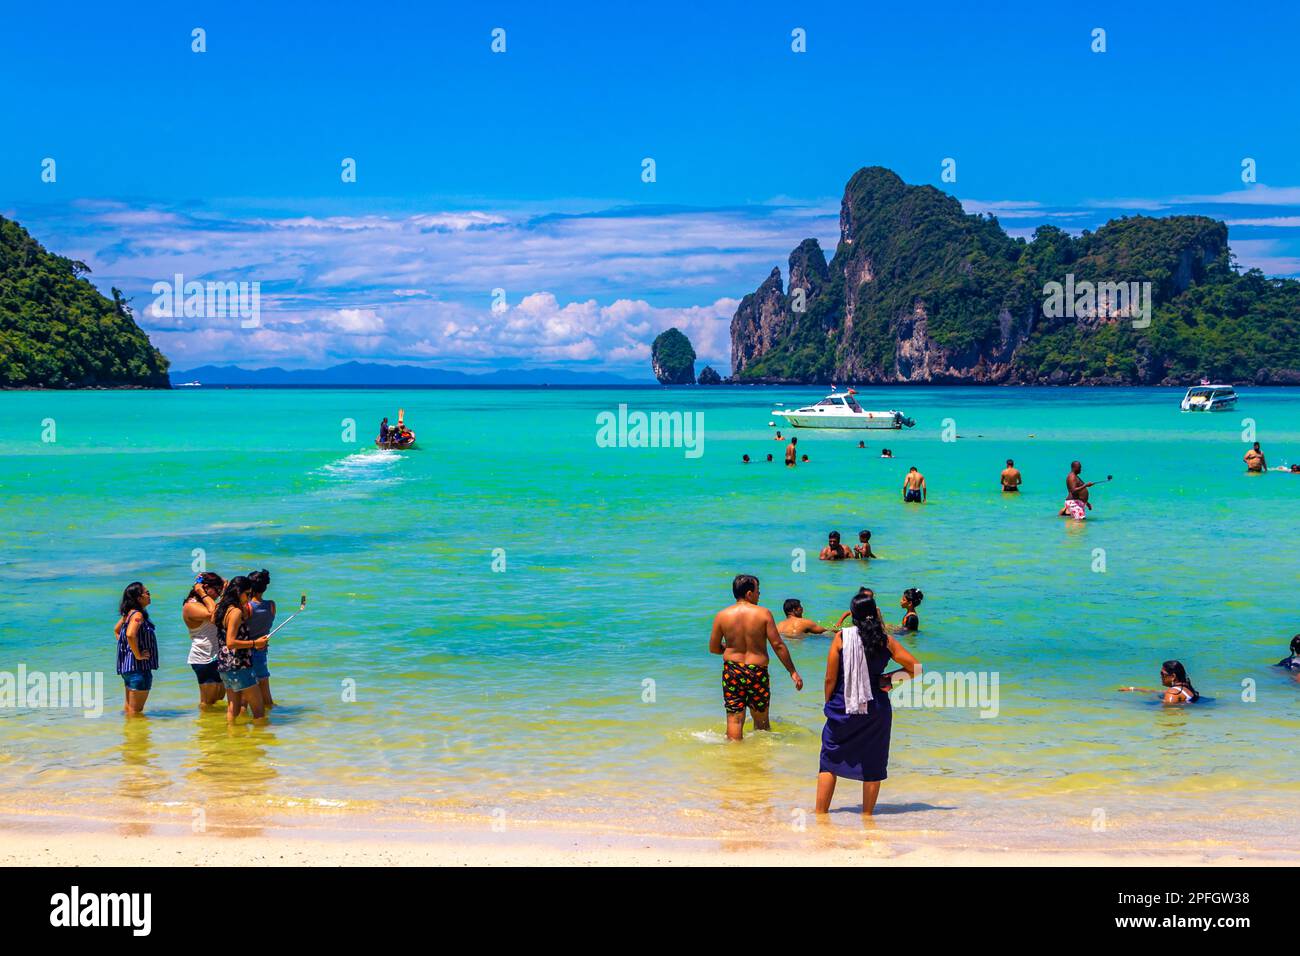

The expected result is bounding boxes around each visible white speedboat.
[1180,384,1237,411]
[773,389,915,430]
[175,381,202,387]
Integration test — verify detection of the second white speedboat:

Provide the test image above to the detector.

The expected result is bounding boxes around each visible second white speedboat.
[1180,384,1238,411]
[773,389,915,430]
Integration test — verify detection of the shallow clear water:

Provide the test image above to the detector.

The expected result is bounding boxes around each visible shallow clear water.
[1,386,1298,848]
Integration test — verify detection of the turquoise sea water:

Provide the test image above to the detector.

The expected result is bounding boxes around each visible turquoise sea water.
[1,386,1298,851]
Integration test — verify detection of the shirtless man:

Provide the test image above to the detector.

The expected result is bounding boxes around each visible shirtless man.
[709,575,802,740]
[1065,460,1093,509]
[785,436,798,467]
[1244,442,1266,473]
[902,466,926,503]
[819,531,852,561]
[777,599,827,638]
[1000,459,1022,493]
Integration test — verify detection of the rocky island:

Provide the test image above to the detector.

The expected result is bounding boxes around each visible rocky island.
[731,167,1300,385]
[650,327,697,384]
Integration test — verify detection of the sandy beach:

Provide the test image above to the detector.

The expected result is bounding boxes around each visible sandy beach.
[3,806,1292,867]
[4,828,1285,867]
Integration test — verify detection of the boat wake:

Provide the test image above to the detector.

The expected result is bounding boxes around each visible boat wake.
[315,450,405,491]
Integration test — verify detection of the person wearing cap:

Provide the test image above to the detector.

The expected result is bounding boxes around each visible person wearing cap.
[183,571,227,708]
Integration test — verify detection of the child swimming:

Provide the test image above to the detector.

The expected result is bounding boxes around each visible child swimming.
[896,588,923,632]
[1118,660,1200,704]
[853,530,877,560]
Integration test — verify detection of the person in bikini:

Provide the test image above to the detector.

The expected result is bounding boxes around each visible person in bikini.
[709,574,803,741]
[777,598,828,638]
[819,531,852,561]
[1118,660,1201,704]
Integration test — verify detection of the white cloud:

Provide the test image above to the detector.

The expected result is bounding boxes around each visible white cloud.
[1172,185,1300,206]
[1229,239,1300,276]
[327,308,386,333]
[1225,216,1300,228]
[16,198,832,373]
[23,181,1300,373]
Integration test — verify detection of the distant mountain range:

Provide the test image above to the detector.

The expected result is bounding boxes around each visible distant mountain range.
[171,361,652,387]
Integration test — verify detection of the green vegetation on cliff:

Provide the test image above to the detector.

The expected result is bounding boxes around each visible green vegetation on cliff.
[0,215,170,388]
[733,167,1300,385]
[651,327,696,384]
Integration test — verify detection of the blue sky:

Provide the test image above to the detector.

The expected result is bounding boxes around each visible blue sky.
[4,1,1300,374]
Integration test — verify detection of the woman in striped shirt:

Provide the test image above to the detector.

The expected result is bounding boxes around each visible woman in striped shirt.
[114,582,159,716]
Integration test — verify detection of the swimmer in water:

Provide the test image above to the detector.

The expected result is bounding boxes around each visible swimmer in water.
[857,441,866,449]
[742,454,751,463]
[819,531,853,561]
[1274,634,1300,671]
[1060,460,1099,518]
[1244,442,1266,473]
[777,599,829,638]
[785,436,798,467]
[902,467,926,503]
[1000,458,1022,493]
[774,430,784,441]
[801,454,809,463]
[880,448,893,459]
[853,530,877,560]
[896,588,923,632]
[1118,660,1200,704]
[833,587,887,631]
[766,453,774,462]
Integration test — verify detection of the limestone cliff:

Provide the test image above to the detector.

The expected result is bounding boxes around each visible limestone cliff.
[728,167,1288,386]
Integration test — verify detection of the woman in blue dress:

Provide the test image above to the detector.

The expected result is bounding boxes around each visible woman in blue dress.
[816,592,919,816]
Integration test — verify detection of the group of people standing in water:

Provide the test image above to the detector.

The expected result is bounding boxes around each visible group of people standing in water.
[705,433,1300,816]
[115,569,278,721]
[709,576,922,816]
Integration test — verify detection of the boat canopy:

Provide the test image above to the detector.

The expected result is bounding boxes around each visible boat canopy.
[812,393,864,412]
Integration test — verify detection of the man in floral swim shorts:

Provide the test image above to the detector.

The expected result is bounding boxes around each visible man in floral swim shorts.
[1060,497,1088,520]
[723,659,771,716]
[709,573,803,740]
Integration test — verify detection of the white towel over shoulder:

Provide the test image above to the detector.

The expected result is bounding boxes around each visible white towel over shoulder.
[841,626,875,715]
